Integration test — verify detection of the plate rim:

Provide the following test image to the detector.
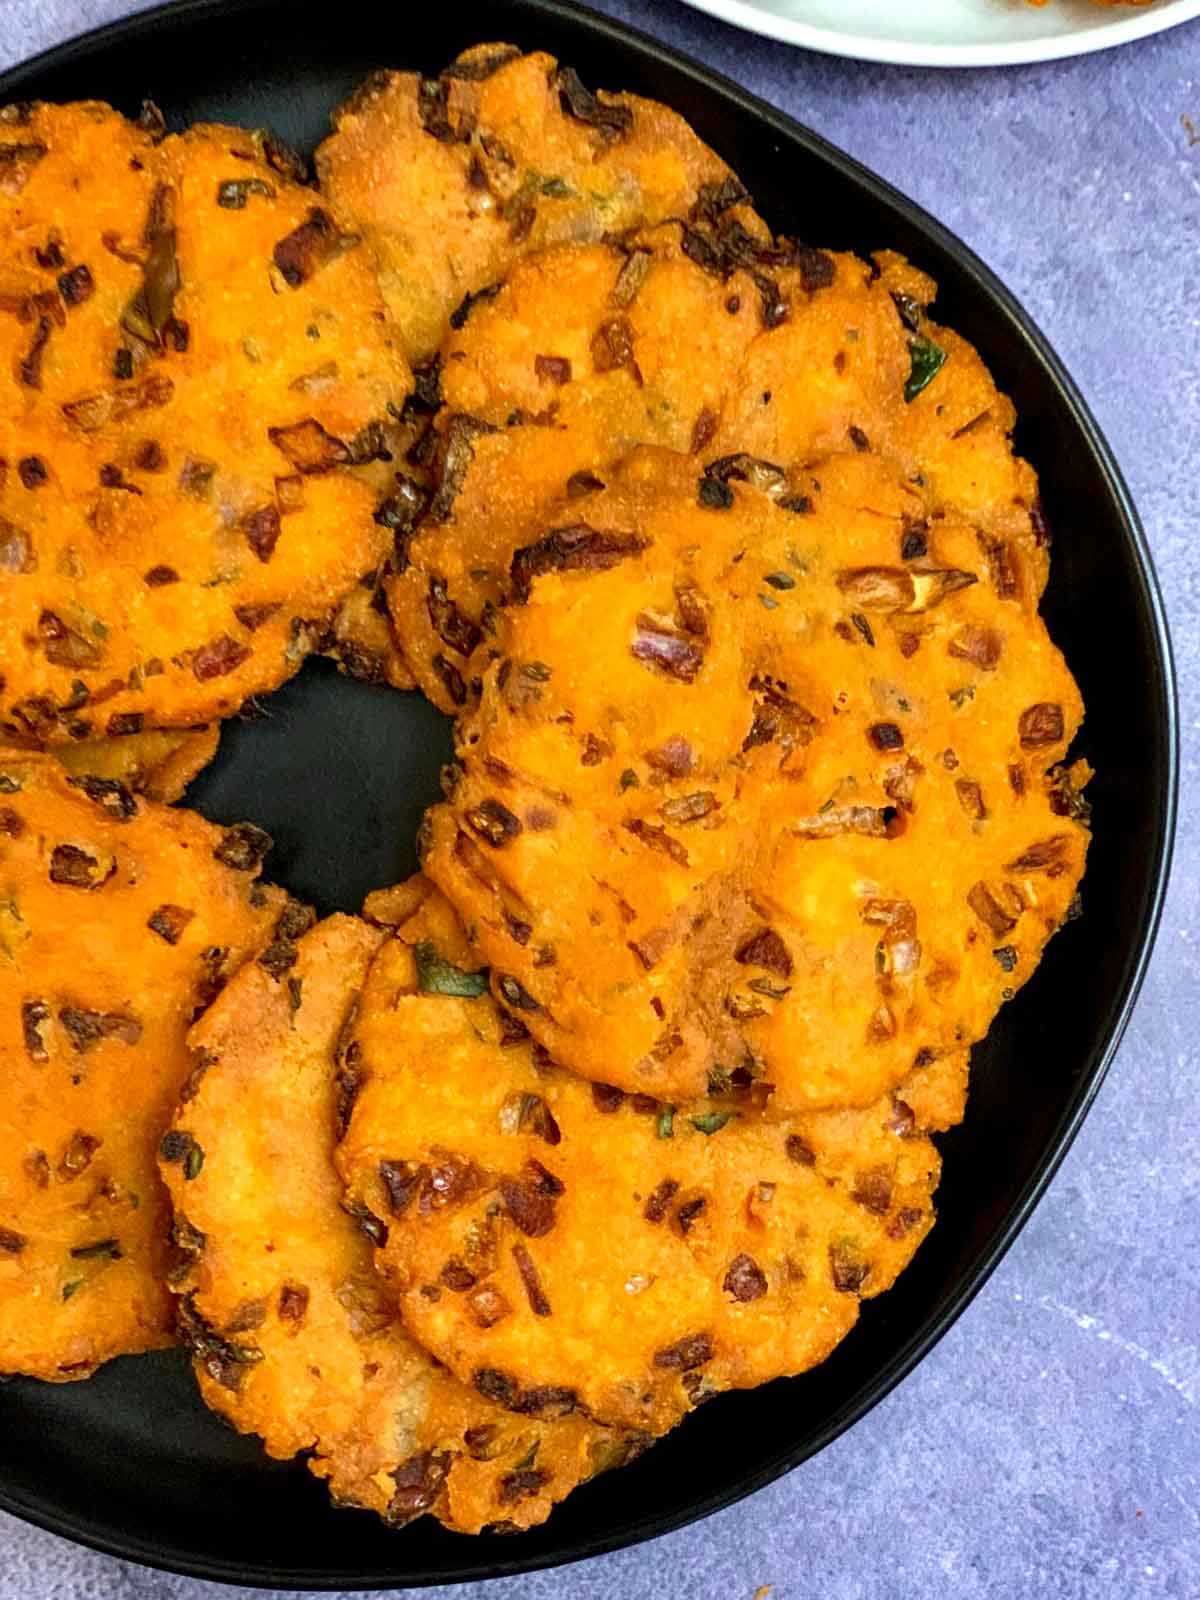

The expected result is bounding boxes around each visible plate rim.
[0,0,1180,1586]
[676,0,1200,67]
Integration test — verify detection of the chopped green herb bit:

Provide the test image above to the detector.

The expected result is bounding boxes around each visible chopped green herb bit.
[850,612,875,647]
[619,768,639,791]
[949,685,976,708]
[904,335,947,403]
[61,1279,84,1301]
[764,571,796,591]
[159,1129,205,1180]
[691,1111,732,1136]
[70,1237,122,1261]
[413,941,489,998]
[748,977,790,1000]
[758,593,779,610]
[657,1105,676,1139]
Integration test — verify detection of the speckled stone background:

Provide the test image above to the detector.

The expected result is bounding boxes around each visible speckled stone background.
[0,2,1196,1596]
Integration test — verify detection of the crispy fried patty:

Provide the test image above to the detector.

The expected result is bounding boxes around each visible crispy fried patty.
[339,882,951,1433]
[422,448,1087,1112]
[1,723,219,801]
[161,910,640,1532]
[379,222,1046,716]
[0,754,284,1380]
[0,102,410,743]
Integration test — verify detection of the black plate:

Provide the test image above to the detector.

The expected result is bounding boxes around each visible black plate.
[0,0,1178,1588]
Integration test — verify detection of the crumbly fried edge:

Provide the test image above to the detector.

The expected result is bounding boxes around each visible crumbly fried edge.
[0,725,220,802]
[317,45,734,366]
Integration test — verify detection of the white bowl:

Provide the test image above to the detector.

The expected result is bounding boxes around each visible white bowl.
[677,0,1200,67]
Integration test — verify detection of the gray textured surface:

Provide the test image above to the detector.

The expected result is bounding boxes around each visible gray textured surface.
[0,1,1197,1596]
